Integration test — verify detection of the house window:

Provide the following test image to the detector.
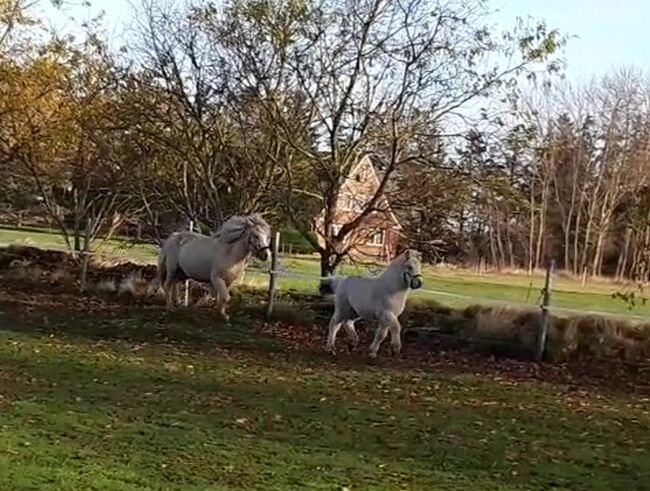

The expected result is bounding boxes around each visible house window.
[357,167,367,181]
[368,229,385,246]
[343,194,366,213]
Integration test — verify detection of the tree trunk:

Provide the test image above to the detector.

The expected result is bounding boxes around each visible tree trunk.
[592,230,607,277]
[527,179,535,275]
[572,199,583,276]
[580,202,597,281]
[488,224,498,267]
[320,252,336,278]
[72,187,82,253]
[592,185,618,277]
[74,230,81,252]
[563,142,583,272]
[505,219,516,270]
[563,207,573,272]
[495,214,506,270]
[318,183,340,277]
[616,227,632,281]
[535,183,548,270]
[642,226,650,282]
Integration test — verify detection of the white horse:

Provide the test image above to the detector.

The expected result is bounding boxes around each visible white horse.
[154,214,271,320]
[319,249,423,357]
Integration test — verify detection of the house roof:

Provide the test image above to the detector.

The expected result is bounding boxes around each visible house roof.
[342,154,402,230]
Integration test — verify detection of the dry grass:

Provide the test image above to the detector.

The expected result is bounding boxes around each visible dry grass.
[5,260,44,282]
[563,316,650,361]
[455,304,650,362]
[49,267,74,284]
[457,306,541,358]
[116,271,150,297]
[94,278,118,294]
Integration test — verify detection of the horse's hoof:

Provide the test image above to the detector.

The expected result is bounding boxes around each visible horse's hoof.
[325,345,336,355]
[369,351,378,359]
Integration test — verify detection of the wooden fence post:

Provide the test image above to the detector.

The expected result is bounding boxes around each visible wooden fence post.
[537,259,555,361]
[266,231,280,320]
[79,218,93,292]
[184,220,194,306]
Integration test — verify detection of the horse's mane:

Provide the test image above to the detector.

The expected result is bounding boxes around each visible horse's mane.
[385,249,420,270]
[214,214,270,244]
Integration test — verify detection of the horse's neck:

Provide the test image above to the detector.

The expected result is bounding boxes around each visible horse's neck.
[378,260,407,294]
[217,239,250,271]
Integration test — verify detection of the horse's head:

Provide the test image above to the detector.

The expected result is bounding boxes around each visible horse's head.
[245,214,272,261]
[216,214,272,261]
[400,249,423,290]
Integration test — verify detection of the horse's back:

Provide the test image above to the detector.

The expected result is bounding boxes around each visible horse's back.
[176,235,218,282]
[336,276,378,319]
[337,275,407,319]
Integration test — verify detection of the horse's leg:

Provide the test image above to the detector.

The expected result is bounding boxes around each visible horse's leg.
[325,310,344,354]
[343,320,359,348]
[211,275,231,322]
[369,311,399,358]
[369,325,389,358]
[174,282,183,306]
[386,313,402,356]
[163,277,176,310]
[163,251,179,310]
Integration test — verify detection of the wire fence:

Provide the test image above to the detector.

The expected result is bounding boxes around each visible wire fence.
[2,230,649,326]
[259,266,650,322]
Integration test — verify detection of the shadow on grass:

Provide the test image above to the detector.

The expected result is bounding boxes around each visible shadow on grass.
[2,334,648,491]
[0,299,276,352]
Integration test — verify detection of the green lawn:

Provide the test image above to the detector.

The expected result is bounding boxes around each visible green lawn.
[2,225,649,319]
[0,300,649,490]
[0,225,157,262]
[253,257,650,320]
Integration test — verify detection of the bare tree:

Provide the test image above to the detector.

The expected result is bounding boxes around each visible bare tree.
[215,0,565,275]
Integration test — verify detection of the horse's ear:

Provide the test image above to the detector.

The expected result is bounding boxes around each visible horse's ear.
[404,249,411,259]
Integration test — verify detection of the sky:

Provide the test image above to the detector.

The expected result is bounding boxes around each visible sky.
[36,0,650,83]
[490,0,649,82]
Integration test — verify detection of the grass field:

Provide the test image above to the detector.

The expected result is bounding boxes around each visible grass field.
[1,291,649,490]
[1,225,649,319]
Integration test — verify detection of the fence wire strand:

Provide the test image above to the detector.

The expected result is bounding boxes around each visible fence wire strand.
[254,264,649,323]
[3,240,648,324]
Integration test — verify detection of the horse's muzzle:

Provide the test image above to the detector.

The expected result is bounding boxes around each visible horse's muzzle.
[256,246,271,261]
[408,274,423,290]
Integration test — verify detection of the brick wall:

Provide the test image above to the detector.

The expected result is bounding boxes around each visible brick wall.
[314,156,403,262]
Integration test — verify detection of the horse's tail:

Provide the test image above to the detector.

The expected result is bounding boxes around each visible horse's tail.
[319,276,340,296]
[156,248,167,285]
[148,241,168,296]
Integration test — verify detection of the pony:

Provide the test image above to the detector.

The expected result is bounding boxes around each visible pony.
[319,249,423,357]
[154,214,271,321]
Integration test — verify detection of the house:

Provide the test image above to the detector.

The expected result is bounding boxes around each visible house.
[314,155,404,262]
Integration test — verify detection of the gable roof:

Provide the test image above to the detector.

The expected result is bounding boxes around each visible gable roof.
[340,154,402,230]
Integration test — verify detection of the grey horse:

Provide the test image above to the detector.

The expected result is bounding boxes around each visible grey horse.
[320,249,423,357]
[154,214,271,320]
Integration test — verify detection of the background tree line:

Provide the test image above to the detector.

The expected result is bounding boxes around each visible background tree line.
[2,0,647,282]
